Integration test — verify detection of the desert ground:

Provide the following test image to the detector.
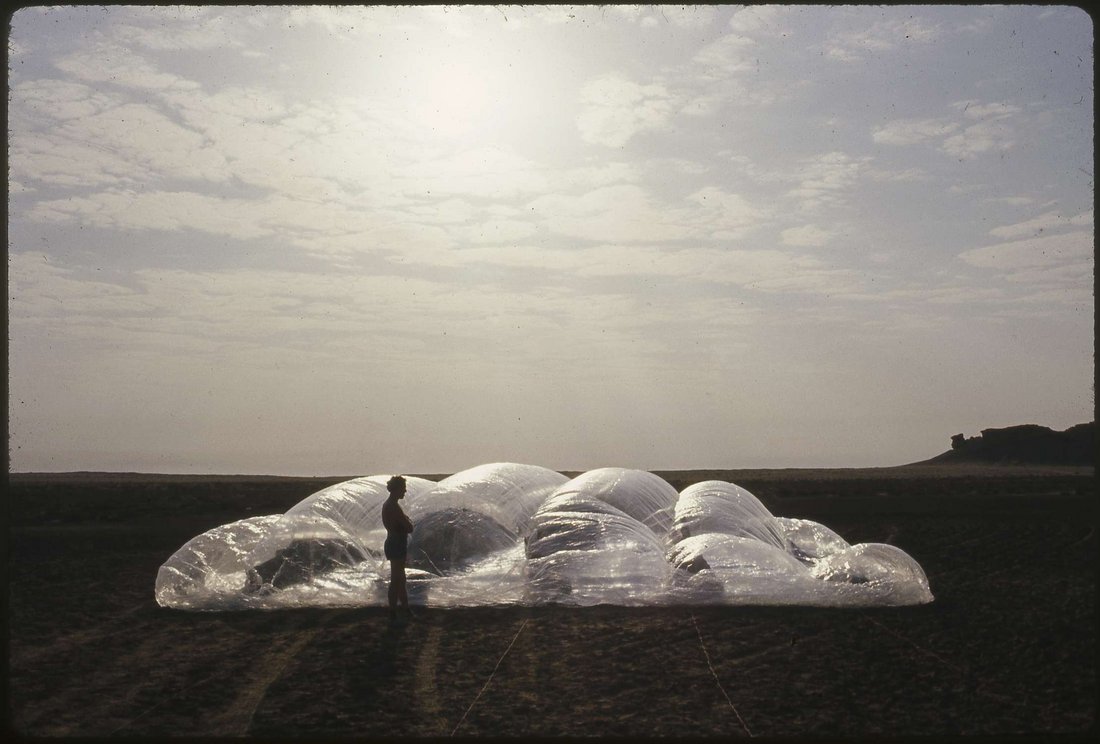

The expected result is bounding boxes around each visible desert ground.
[6,464,1095,739]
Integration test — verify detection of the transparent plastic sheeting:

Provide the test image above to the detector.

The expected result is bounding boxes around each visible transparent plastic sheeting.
[155,463,933,610]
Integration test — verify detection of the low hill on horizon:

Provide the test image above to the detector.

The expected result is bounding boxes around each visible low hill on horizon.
[8,423,1095,479]
[917,422,1095,467]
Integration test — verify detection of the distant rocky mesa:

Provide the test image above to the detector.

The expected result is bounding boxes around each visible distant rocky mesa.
[930,422,1095,466]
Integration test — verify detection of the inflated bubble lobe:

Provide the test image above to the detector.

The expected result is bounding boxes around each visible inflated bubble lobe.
[155,463,933,610]
[672,480,789,549]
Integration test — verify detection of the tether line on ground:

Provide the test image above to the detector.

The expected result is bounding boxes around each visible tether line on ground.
[860,612,965,675]
[691,612,754,738]
[859,612,1013,704]
[450,618,528,737]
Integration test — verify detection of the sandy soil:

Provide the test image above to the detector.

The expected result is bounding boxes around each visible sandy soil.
[5,465,1095,739]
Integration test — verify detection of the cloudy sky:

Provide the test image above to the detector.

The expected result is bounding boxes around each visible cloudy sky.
[7,5,1094,475]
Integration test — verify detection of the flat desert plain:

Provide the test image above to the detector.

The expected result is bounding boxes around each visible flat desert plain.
[5,465,1096,739]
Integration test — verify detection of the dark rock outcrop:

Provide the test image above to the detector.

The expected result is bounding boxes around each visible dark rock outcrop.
[930,422,1095,466]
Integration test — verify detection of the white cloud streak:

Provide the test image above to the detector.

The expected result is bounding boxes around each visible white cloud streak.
[7,5,1093,472]
[576,73,677,147]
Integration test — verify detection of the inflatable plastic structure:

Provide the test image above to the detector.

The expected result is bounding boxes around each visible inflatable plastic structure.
[155,463,934,610]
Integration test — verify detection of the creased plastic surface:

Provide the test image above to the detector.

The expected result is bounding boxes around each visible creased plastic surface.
[155,463,933,610]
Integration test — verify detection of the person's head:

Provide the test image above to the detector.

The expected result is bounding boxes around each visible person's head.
[387,475,407,499]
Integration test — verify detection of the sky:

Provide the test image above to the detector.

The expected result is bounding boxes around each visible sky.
[6,4,1095,475]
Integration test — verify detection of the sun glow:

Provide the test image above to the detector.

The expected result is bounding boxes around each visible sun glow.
[415,62,495,140]
[375,27,558,148]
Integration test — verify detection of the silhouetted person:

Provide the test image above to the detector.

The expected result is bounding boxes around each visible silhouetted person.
[382,474,415,621]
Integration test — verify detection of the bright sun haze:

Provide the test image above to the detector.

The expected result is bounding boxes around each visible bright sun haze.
[6,5,1094,475]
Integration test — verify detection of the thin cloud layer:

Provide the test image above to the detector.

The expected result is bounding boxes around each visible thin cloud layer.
[7,5,1093,474]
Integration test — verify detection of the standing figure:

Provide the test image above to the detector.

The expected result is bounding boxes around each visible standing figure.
[382,475,415,620]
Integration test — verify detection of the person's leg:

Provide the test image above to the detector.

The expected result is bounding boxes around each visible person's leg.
[388,560,402,617]
[395,561,409,610]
